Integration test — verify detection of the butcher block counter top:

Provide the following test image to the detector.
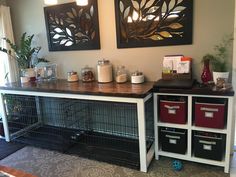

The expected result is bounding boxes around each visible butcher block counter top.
[0,79,155,98]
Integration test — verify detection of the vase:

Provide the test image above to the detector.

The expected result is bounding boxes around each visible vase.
[201,59,212,84]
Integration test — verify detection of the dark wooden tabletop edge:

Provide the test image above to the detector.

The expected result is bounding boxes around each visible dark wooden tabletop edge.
[0,79,234,97]
[0,85,154,98]
[153,87,235,96]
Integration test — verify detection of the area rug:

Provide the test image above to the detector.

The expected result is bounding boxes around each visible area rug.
[0,139,25,160]
[0,146,229,177]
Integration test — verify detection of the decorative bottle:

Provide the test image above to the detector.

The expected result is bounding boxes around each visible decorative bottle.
[201,59,212,84]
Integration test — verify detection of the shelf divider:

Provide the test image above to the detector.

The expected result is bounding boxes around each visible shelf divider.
[154,93,233,173]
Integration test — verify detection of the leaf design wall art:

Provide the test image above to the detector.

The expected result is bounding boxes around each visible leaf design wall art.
[114,0,193,48]
[44,1,100,51]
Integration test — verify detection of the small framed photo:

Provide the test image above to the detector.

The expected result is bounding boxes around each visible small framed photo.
[35,64,57,81]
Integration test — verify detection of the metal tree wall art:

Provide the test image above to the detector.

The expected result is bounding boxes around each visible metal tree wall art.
[115,0,193,48]
[44,1,100,51]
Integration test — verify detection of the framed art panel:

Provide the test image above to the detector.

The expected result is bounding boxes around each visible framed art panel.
[115,0,193,48]
[44,1,100,51]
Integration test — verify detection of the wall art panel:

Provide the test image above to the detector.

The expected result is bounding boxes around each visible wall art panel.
[115,0,193,48]
[44,1,100,51]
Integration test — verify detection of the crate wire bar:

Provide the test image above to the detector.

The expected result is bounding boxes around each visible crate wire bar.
[4,95,38,137]
[3,94,154,169]
[145,97,154,150]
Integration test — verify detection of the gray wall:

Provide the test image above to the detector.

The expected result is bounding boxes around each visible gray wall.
[0,0,6,5]
[7,0,235,81]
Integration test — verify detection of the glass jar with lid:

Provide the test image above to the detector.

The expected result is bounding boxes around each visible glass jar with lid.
[97,59,113,83]
[115,66,127,83]
[67,71,79,82]
[81,66,95,82]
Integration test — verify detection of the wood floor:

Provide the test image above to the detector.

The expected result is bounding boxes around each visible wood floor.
[0,165,37,177]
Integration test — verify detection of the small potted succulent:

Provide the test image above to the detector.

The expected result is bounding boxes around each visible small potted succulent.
[202,35,233,84]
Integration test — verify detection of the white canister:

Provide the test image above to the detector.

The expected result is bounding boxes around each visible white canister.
[21,68,36,77]
[131,71,144,84]
[20,76,30,83]
[97,59,113,83]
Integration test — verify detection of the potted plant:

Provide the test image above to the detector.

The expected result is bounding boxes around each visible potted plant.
[202,35,233,84]
[0,32,47,82]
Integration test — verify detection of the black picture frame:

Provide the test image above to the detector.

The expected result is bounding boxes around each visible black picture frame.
[44,1,100,51]
[114,0,193,48]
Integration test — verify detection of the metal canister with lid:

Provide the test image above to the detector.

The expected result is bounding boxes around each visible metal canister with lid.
[97,59,113,83]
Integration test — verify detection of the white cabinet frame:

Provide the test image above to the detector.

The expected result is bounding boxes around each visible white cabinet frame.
[0,89,154,173]
[154,92,234,173]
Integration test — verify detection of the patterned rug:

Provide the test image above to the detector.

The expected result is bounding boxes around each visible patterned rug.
[0,139,25,160]
[0,146,229,177]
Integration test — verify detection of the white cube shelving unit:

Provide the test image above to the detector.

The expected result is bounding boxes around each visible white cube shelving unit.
[154,92,234,173]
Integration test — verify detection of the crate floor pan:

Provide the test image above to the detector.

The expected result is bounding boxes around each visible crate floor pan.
[67,130,147,169]
[13,125,144,169]
[14,125,74,152]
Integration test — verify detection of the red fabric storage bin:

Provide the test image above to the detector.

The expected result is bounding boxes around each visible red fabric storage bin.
[160,100,187,124]
[195,102,226,129]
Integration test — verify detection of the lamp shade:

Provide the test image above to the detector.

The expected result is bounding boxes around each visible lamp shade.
[44,0,58,5]
[76,0,88,6]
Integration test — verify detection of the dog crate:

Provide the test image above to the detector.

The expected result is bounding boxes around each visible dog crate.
[4,94,38,135]
[3,94,154,169]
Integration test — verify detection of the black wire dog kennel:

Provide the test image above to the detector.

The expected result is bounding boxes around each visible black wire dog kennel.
[3,94,154,169]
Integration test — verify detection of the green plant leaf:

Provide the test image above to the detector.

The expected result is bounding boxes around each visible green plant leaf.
[1,32,42,69]
[202,35,233,72]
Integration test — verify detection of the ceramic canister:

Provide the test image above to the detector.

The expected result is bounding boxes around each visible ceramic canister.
[131,71,144,84]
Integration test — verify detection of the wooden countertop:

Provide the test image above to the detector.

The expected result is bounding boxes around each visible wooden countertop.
[0,80,154,98]
[153,80,234,96]
[1,79,233,97]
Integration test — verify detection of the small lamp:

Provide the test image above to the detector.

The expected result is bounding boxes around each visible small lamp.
[44,0,58,5]
[76,0,88,6]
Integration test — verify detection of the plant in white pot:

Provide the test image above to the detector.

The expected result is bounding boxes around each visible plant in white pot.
[0,32,47,83]
[202,36,233,84]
